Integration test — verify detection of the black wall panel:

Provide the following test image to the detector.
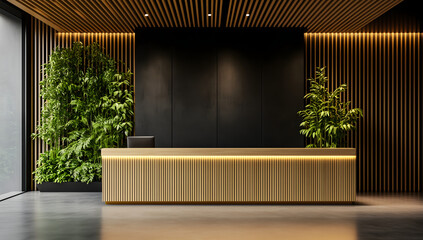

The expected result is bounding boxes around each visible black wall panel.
[135,29,304,148]
[262,31,304,147]
[172,32,217,147]
[135,32,172,147]
[217,32,262,147]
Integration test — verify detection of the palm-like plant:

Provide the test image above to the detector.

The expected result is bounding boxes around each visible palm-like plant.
[298,67,363,148]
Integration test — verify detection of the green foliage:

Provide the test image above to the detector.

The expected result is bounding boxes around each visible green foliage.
[32,42,134,183]
[298,67,363,148]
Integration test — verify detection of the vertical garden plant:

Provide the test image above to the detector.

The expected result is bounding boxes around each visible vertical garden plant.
[298,67,363,148]
[33,42,134,183]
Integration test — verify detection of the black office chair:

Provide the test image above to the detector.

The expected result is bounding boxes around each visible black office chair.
[127,136,155,148]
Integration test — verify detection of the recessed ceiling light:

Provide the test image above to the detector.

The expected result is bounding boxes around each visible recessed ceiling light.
[246,14,250,17]
[144,14,149,17]
[208,13,212,17]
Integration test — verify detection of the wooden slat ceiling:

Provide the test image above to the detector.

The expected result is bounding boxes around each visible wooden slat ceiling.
[9,0,403,32]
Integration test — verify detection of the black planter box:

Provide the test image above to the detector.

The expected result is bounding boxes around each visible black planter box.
[37,182,102,192]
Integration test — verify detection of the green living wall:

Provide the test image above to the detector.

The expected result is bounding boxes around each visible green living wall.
[33,42,134,183]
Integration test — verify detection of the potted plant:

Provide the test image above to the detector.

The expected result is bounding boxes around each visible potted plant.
[298,67,363,148]
[32,42,134,191]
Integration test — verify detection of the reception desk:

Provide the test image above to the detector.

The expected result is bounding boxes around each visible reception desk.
[101,148,356,204]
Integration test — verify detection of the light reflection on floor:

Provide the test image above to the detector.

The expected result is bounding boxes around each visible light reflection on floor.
[101,220,357,240]
[101,206,357,240]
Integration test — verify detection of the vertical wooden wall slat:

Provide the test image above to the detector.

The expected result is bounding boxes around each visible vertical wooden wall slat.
[305,33,422,192]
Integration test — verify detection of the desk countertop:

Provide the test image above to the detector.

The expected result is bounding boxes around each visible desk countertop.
[101,148,356,156]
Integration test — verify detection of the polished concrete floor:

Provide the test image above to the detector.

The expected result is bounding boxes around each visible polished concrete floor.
[1,192,422,240]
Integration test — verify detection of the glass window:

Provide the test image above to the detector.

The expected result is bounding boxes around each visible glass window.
[0,9,22,197]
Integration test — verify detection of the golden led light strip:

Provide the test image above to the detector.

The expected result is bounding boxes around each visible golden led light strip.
[102,155,356,160]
